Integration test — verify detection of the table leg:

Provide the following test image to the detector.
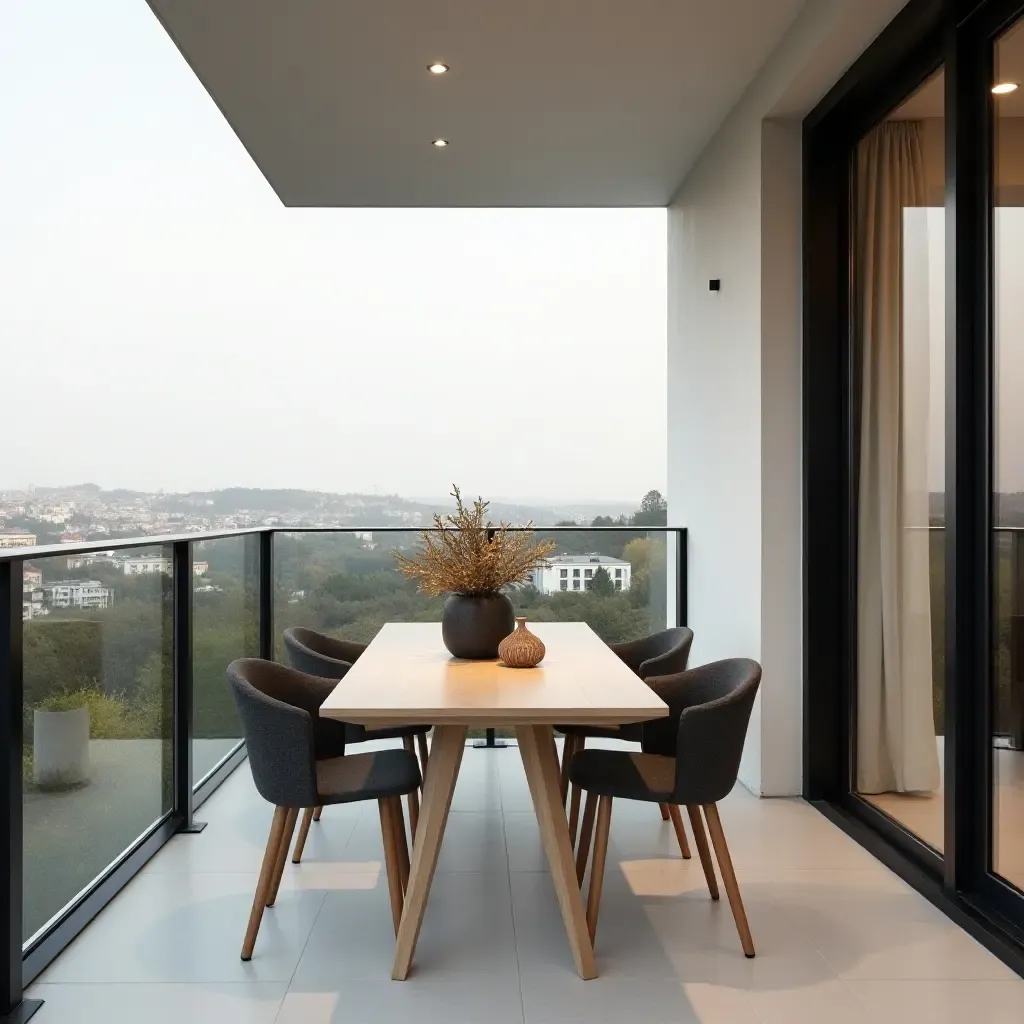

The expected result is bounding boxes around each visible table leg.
[391,723,467,980]
[516,724,598,980]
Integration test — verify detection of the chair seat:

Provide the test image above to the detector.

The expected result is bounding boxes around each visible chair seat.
[316,749,421,804]
[568,749,675,803]
[556,722,642,742]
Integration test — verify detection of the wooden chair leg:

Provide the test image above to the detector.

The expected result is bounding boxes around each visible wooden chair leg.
[575,790,598,885]
[586,795,613,943]
[667,804,692,859]
[266,807,298,907]
[686,805,719,900]
[659,803,670,821]
[416,731,430,781]
[241,806,288,961]
[703,803,754,957]
[312,806,323,822]
[391,796,410,893]
[291,807,314,864]
[379,797,404,937]
[567,782,582,848]
[406,787,420,839]
[559,734,577,805]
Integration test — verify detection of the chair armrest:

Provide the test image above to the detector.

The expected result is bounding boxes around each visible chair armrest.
[608,638,648,675]
[640,669,716,756]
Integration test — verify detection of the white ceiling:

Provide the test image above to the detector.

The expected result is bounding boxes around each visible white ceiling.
[146,0,806,207]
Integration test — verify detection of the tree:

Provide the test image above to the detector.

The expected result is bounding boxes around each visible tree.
[588,566,615,597]
[631,489,668,527]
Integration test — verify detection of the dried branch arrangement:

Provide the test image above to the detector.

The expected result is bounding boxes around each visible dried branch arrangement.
[394,486,556,597]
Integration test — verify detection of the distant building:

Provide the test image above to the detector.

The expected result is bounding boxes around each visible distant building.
[119,555,171,575]
[42,580,112,610]
[23,566,42,591]
[0,530,36,549]
[531,553,631,595]
[193,560,209,576]
[23,590,46,621]
[60,531,86,544]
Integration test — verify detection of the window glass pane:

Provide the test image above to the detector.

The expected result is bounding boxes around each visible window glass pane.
[853,69,946,852]
[992,19,1024,893]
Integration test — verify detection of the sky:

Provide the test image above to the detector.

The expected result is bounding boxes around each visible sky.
[0,1,667,504]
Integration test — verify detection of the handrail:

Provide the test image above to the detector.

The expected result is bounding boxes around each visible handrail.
[0,524,686,564]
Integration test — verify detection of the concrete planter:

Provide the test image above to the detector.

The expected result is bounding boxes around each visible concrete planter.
[33,706,90,788]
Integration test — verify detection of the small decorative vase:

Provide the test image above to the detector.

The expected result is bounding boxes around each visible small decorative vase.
[441,592,515,659]
[498,617,546,668]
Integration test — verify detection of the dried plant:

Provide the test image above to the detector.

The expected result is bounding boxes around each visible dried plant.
[395,487,556,597]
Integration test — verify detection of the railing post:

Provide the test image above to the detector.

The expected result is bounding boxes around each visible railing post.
[172,541,205,834]
[0,561,42,1021]
[676,528,688,628]
[259,531,274,662]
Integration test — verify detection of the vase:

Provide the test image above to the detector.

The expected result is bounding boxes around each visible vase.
[33,706,90,789]
[441,592,515,659]
[498,617,546,668]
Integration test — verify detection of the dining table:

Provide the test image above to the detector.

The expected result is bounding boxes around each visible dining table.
[319,620,668,980]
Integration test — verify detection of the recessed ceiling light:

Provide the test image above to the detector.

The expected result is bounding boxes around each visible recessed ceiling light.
[428,63,449,74]
[993,82,1019,94]
[431,138,449,148]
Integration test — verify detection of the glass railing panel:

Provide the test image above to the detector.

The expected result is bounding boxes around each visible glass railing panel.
[191,536,259,786]
[22,544,173,944]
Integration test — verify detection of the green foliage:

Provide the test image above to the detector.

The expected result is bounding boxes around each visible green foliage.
[32,686,162,740]
[589,566,615,597]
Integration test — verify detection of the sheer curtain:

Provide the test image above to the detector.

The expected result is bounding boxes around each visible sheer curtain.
[856,121,941,794]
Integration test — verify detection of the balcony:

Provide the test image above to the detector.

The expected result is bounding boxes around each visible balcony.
[3,526,1022,1021]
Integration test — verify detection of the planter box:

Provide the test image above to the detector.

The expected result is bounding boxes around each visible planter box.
[33,706,89,788]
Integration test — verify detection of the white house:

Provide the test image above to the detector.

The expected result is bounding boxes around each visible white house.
[42,580,112,610]
[531,553,631,595]
[119,555,171,575]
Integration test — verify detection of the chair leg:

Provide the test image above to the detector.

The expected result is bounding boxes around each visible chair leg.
[379,797,405,937]
[406,787,420,839]
[391,796,410,893]
[659,803,670,821]
[686,805,719,900]
[292,807,314,864]
[559,734,577,805]
[703,803,754,957]
[241,806,288,961]
[417,731,430,782]
[266,807,298,908]
[575,790,598,885]
[667,804,692,859]
[313,806,323,822]
[567,782,582,848]
[586,795,613,943]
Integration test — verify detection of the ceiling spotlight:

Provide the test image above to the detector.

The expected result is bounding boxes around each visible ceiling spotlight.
[428,63,449,74]
[431,138,449,147]
[993,82,1019,94]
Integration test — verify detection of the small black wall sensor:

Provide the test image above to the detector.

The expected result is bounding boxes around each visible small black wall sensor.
[709,279,721,292]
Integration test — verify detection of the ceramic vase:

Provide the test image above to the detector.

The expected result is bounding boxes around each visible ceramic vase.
[498,617,546,668]
[441,592,515,659]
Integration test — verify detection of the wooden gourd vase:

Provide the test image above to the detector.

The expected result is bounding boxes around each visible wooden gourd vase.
[498,617,545,668]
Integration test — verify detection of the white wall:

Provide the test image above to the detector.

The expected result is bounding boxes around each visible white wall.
[668,0,910,795]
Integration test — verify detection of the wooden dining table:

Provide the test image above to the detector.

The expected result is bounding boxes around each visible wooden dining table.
[319,620,668,980]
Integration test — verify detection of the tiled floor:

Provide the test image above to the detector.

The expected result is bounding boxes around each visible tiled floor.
[28,740,1024,1023]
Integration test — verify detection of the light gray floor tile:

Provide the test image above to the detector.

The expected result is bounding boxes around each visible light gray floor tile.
[36,870,327,983]
[292,870,517,983]
[847,978,1024,1023]
[277,978,525,1024]
[27,982,287,1024]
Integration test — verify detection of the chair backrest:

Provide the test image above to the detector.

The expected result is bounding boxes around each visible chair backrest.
[638,626,694,678]
[227,658,326,808]
[670,658,761,805]
[282,627,366,679]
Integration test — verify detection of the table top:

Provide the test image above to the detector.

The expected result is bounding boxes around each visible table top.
[319,621,669,727]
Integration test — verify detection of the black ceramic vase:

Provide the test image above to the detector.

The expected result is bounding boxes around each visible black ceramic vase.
[441,592,515,660]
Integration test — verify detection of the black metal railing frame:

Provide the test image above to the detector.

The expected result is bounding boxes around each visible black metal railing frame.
[0,524,687,1017]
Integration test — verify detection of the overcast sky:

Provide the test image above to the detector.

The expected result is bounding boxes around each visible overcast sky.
[0,1,667,504]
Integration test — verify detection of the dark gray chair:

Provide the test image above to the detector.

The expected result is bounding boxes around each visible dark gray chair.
[283,626,431,831]
[557,627,694,854]
[228,658,421,961]
[569,658,761,957]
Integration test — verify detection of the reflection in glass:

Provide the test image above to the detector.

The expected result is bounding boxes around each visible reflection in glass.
[854,71,946,852]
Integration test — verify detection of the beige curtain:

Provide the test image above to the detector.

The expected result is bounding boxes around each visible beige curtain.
[856,121,941,794]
